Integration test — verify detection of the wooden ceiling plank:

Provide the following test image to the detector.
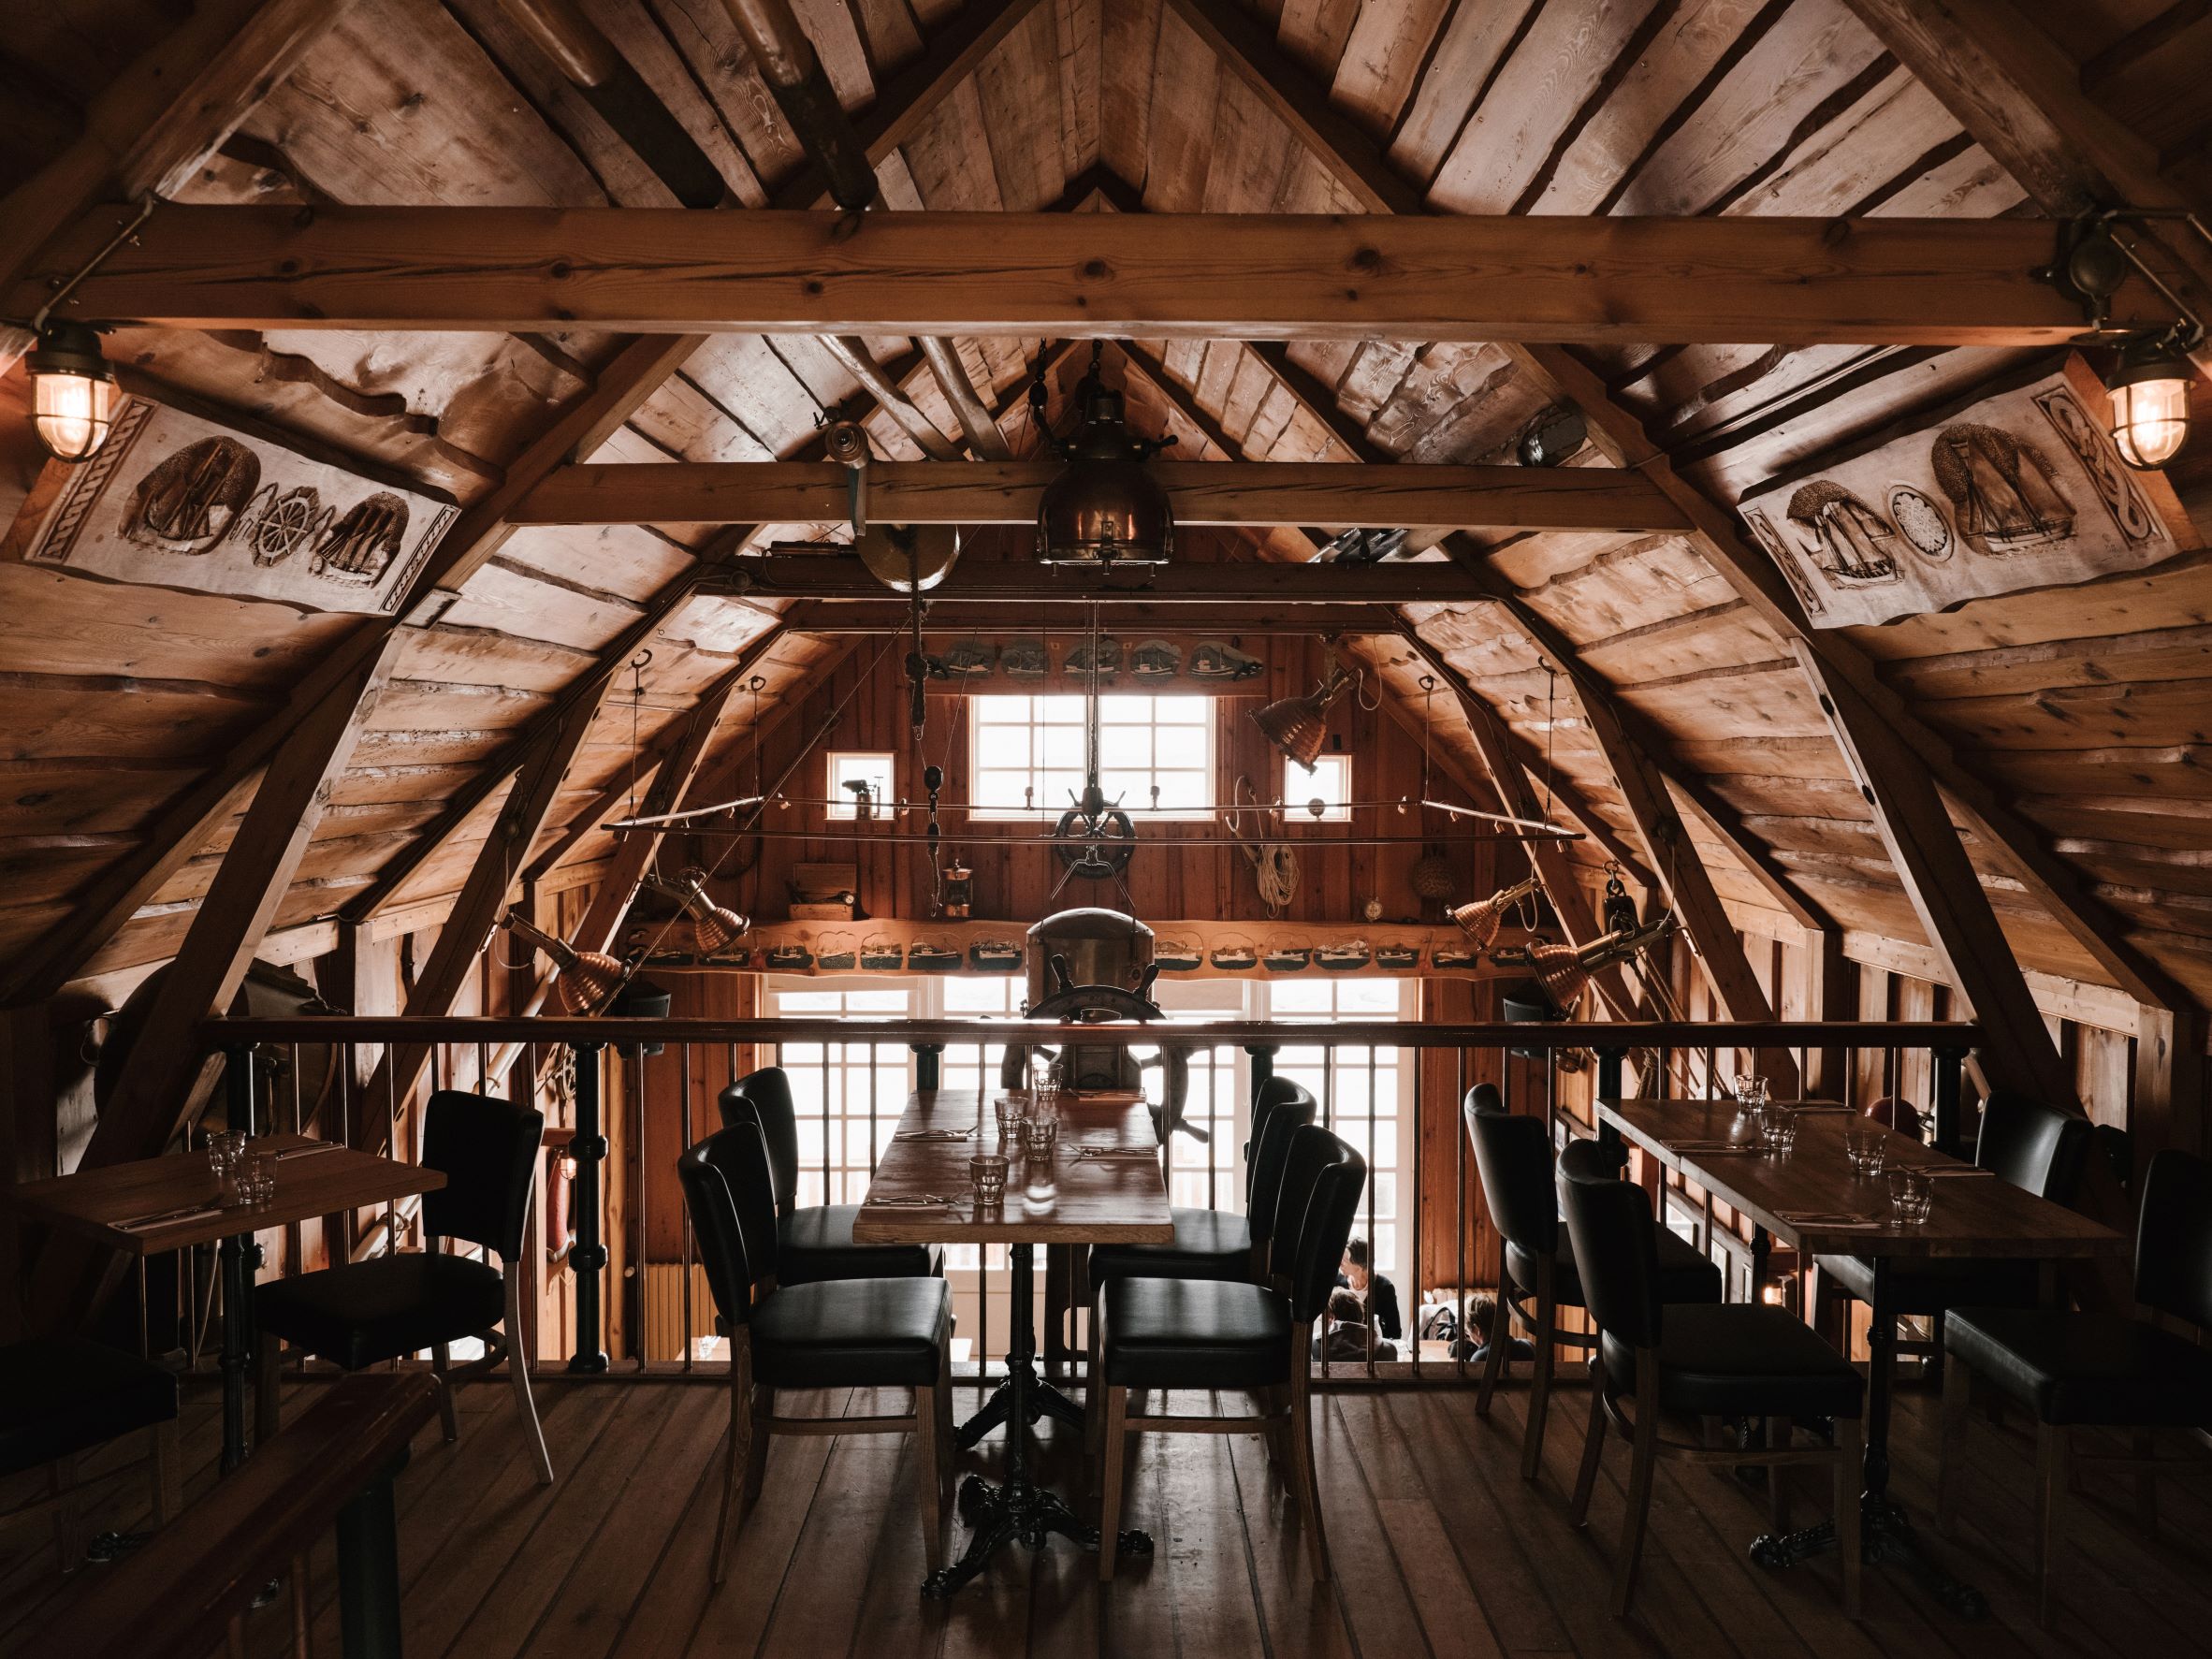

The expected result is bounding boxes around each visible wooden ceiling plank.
[0,0,362,365]
[18,206,2174,345]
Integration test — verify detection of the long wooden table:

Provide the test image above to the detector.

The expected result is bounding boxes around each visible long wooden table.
[1595,1098,2124,1616]
[5,1134,445,1473]
[855,1089,1171,1596]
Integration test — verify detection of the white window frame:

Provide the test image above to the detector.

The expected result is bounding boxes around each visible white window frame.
[968,691,1215,822]
[824,749,895,820]
[1282,751,1353,822]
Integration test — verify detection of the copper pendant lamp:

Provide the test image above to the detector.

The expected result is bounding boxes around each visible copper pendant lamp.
[1035,342,1177,566]
[1448,875,1540,953]
[500,910,626,1015]
[1252,660,1355,771]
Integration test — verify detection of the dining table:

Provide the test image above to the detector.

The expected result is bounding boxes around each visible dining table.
[1595,1097,2125,1618]
[5,1133,446,1476]
[852,1087,1172,1596]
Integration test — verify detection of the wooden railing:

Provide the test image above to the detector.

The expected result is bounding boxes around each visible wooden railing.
[37,1372,438,1659]
[195,1014,1981,1383]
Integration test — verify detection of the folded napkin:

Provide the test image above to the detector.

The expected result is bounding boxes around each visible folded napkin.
[1775,1210,1887,1230]
[115,1204,220,1233]
[273,1142,343,1161]
[893,1130,972,1142]
[863,1191,962,1209]
[1073,1146,1158,1159]
[1663,1141,1762,1155]
[1895,1163,1993,1179]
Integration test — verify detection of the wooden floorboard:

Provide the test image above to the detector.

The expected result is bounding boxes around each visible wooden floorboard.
[3,1366,2207,1658]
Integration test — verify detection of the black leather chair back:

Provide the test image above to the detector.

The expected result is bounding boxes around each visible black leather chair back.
[1247,1078,1317,1230]
[1247,1076,1317,1201]
[1464,1098,1557,1259]
[2134,1149,2212,1330]
[1557,1139,1661,1349]
[1274,1127,1367,1325]
[719,1067,801,1216]
[678,1122,783,1329]
[420,1089,545,1261]
[1975,1090,2092,1202]
[1464,1082,1504,1116]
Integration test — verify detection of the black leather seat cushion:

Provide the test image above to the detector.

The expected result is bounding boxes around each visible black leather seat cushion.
[1100,1277,1290,1390]
[778,1206,941,1286]
[751,1276,950,1389]
[1946,1309,2212,1427]
[1089,1207,1252,1286]
[1602,1303,1865,1419]
[255,1252,504,1371]
[1815,1251,2039,1315]
[0,1338,179,1477]
[1507,1222,1722,1310]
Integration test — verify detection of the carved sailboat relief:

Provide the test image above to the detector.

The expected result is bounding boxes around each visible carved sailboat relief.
[1737,360,2192,628]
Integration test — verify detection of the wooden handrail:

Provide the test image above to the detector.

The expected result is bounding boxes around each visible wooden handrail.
[44,1373,440,1659]
[199,1014,1983,1052]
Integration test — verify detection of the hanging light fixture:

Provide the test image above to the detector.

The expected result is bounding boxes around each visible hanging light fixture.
[1252,655,1354,771]
[1035,342,1176,566]
[2107,330,2196,469]
[25,321,116,463]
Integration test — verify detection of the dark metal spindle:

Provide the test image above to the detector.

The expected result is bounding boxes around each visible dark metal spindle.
[568,1042,609,1374]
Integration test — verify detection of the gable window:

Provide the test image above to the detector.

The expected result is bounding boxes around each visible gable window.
[825,750,894,820]
[969,693,1213,820]
[1282,752,1352,822]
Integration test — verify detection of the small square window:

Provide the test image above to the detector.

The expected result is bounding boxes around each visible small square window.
[826,750,894,820]
[1282,753,1351,822]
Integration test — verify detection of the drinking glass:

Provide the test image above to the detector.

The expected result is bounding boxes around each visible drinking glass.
[968,1153,1009,1206]
[1887,1165,1934,1225]
[1732,1072,1769,1112]
[206,1129,248,1205]
[1021,1114,1058,1157]
[239,1150,276,1209]
[993,1092,1030,1142]
[1844,1126,1887,1176]
[1758,1106,1798,1157]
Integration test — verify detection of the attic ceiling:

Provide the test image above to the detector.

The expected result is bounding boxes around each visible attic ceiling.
[3,0,2211,1014]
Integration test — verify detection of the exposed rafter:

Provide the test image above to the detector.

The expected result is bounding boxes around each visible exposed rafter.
[516,458,1689,531]
[14,207,2173,345]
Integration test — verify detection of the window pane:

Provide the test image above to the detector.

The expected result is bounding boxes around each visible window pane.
[968,693,1215,819]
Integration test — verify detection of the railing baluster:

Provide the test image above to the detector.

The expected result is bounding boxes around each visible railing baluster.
[681,1041,695,1371]
[569,1042,609,1374]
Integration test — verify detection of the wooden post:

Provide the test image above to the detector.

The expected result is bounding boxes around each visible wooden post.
[2134,1004,2209,1165]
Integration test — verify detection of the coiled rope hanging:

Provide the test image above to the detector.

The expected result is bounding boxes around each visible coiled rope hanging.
[1227,774,1298,915]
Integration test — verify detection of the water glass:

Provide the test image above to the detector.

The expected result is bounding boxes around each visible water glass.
[968,1152,1009,1206]
[1732,1072,1769,1112]
[1021,1114,1059,1157]
[993,1092,1030,1142]
[1844,1126,1887,1176]
[1887,1165,1934,1225]
[238,1150,276,1209]
[1758,1106,1799,1157]
[206,1129,248,1205]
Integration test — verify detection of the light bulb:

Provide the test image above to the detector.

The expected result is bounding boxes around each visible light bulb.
[2107,336,2195,471]
[26,322,116,463]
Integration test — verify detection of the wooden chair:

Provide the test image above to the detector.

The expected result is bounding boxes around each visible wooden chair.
[1084,1079,1316,1445]
[1559,1140,1865,1619]
[1463,1084,1721,1479]
[719,1067,942,1285]
[0,1337,181,1567]
[254,1089,553,1484]
[1095,1124,1366,1582]
[1940,1148,2212,1628]
[678,1121,954,1583]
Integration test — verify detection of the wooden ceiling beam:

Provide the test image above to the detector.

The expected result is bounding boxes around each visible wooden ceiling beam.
[517,458,1688,531]
[1177,2,2188,1030]
[779,599,1405,635]
[713,554,1506,604]
[19,207,2174,345]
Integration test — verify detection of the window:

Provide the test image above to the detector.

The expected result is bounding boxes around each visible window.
[1267,978,1409,1277]
[825,750,894,820]
[764,981,912,1206]
[969,693,1213,819]
[1282,752,1352,822]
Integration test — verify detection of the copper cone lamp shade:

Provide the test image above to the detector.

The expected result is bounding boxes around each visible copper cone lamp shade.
[645,868,750,954]
[1252,663,1353,771]
[500,910,626,1015]
[1448,876,1540,953]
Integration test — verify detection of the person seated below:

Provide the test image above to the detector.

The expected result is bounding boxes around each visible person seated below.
[1314,1287,1398,1362]
[1456,1290,1535,1368]
[1337,1237,1402,1344]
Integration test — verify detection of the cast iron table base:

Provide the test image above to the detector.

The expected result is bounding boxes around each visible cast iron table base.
[923,1243,1151,1596]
